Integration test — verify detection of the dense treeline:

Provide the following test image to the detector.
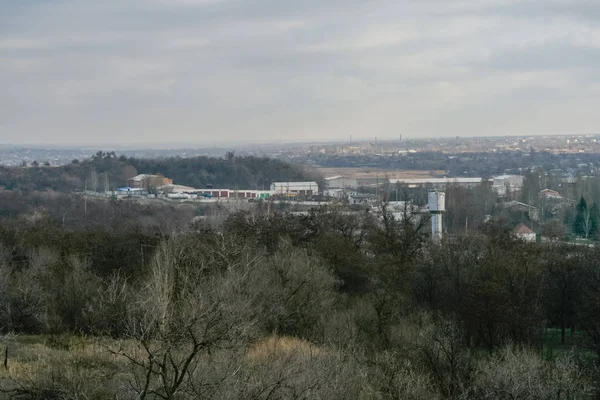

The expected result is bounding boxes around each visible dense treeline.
[0,151,321,192]
[1,202,600,398]
[0,189,196,233]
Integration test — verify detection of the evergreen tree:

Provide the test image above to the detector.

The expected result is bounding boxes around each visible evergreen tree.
[573,196,588,237]
[590,202,600,239]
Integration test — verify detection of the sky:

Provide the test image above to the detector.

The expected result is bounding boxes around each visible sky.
[1,0,600,145]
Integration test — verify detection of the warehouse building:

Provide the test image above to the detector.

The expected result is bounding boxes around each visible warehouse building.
[324,175,358,189]
[195,189,273,199]
[389,177,483,189]
[270,181,319,195]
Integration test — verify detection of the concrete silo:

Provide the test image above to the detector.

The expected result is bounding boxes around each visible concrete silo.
[428,191,445,243]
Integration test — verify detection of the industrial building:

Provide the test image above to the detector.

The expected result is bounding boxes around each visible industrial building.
[270,181,319,195]
[492,175,524,197]
[229,190,273,199]
[128,174,173,188]
[390,175,526,195]
[119,175,277,200]
[493,175,524,189]
[116,187,145,194]
[193,189,273,199]
[323,188,349,198]
[324,175,358,190]
[347,193,379,206]
[381,201,426,221]
[390,177,483,189]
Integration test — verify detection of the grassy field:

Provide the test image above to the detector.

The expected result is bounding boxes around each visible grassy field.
[0,334,333,399]
[0,334,130,398]
[1,330,597,400]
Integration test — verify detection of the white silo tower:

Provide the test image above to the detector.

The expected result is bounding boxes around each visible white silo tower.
[428,191,445,243]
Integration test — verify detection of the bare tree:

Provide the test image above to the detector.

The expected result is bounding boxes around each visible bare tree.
[89,168,99,192]
[471,345,593,399]
[112,239,260,399]
[142,176,159,195]
[416,315,473,398]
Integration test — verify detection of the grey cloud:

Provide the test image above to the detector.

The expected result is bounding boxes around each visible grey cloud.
[477,44,600,73]
[2,0,600,144]
[487,0,600,21]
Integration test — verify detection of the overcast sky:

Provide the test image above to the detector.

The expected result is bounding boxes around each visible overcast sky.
[1,0,600,145]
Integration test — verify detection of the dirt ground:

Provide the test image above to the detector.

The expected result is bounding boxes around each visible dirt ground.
[316,167,447,179]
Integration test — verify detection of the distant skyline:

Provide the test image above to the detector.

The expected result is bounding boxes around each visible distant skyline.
[2,0,600,144]
[2,132,599,151]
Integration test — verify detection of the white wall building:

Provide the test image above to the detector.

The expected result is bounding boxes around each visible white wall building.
[324,188,353,198]
[347,193,379,206]
[383,201,425,221]
[324,175,358,189]
[493,175,524,197]
[270,181,319,195]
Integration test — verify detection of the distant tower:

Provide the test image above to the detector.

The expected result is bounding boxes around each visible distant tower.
[428,191,445,244]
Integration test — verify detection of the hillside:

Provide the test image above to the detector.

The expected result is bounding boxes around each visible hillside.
[0,152,322,192]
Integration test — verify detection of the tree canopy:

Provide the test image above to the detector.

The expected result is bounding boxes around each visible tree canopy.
[0,153,322,192]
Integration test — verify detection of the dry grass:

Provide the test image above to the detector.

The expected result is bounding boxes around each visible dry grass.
[2,336,120,372]
[246,336,324,362]
[0,335,130,398]
[1,335,328,398]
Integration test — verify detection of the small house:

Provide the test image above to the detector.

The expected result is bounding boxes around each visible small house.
[514,223,536,242]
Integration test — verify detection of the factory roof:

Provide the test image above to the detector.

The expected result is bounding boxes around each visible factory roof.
[271,181,319,187]
[389,177,483,184]
[494,174,523,180]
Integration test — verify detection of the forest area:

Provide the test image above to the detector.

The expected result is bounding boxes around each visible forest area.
[1,196,600,399]
[0,152,322,193]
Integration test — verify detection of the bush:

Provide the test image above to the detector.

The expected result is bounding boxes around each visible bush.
[471,345,594,399]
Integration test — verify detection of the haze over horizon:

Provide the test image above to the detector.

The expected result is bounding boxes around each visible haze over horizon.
[2,0,600,144]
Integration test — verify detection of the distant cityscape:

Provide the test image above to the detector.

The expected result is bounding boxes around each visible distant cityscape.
[2,134,600,167]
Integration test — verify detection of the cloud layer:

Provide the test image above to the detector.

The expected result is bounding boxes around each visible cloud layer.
[2,0,600,144]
